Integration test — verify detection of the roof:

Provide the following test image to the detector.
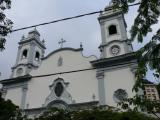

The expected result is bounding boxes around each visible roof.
[42,47,83,60]
[143,80,155,85]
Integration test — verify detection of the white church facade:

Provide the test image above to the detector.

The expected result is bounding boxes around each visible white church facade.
[0,2,137,117]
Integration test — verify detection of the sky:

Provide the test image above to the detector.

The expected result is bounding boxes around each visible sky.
[0,0,159,82]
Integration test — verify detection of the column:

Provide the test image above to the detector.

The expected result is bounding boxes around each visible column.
[21,85,28,109]
[96,70,106,105]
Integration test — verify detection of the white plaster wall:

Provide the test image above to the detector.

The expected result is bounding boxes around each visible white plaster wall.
[104,67,135,107]
[5,87,22,106]
[26,50,98,108]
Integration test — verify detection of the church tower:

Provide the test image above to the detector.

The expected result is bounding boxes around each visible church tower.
[11,28,46,78]
[98,2,133,58]
[91,1,137,106]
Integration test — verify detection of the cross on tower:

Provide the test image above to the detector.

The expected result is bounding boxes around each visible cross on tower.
[58,38,66,48]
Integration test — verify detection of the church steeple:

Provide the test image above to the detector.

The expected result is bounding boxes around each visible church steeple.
[11,28,46,78]
[98,3,132,58]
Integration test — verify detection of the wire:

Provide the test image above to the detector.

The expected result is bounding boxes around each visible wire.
[29,59,139,79]
[11,2,140,33]
[16,57,160,79]
[1,2,143,80]
[11,11,102,32]
[32,67,97,78]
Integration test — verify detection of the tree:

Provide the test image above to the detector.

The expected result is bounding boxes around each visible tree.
[34,107,158,120]
[0,92,25,120]
[156,83,160,97]
[0,0,13,51]
[112,0,160,114]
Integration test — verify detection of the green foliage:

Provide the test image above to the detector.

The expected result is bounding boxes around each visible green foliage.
[0,0,13,51]
[0,92,24,120]
[113,0,160,113]
[117,31,160,113]
[34,107,71,120]
[114,0,160,42]
[156,84,160,97]
[34,107,158,120]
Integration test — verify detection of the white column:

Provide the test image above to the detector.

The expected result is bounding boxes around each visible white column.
[96,70,106,105]
[21,85,28,109]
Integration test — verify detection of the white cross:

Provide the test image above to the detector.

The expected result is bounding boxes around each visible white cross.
[58,38,66,48]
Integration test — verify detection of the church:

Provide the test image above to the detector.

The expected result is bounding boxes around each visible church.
[0,2,137,118]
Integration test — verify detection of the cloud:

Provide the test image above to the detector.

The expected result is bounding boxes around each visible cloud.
[1,0,159,83]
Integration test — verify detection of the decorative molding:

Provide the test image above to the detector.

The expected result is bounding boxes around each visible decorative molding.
[4,82,28,90]
[90,52,137,69]
[44,78,72,107]
[98,10,122,22]
[96,70,104,79]
[46,100,68,109]
[11,63,38,70]
[19,37,46,49]
[0,75,31,86]
[99,39,127,48]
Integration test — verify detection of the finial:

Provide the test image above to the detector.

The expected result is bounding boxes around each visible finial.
[21,35,25,41]
[80,42,83,48]
[22,35,25,39]
[42,39,45,43]
[34,27,37,31]
[58,38,66,48]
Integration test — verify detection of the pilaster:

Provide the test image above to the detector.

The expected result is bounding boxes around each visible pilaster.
[96,70,106,105]
[21,85,28,109]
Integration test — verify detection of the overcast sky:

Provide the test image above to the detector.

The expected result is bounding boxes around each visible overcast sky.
[0,0,159,82]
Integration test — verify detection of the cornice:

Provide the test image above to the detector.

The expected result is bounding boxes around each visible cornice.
[90,52,137,68]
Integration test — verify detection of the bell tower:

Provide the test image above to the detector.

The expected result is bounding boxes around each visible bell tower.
[11,28,46,78]
[98,2,133,58]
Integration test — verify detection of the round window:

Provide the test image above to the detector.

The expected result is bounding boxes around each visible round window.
[54,82,64,97]
[113,89,128,103]
[16,68,23,76]
[110,45,120,56]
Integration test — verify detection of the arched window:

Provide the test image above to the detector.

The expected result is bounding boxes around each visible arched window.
[35,51,40,61]
[22,49,28,59]
[113,89,128,103]
[54,82,64,97]
[108,25,117,35]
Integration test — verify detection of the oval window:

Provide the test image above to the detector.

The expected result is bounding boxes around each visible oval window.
[55,82,64,97]
[113,89,128,103]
